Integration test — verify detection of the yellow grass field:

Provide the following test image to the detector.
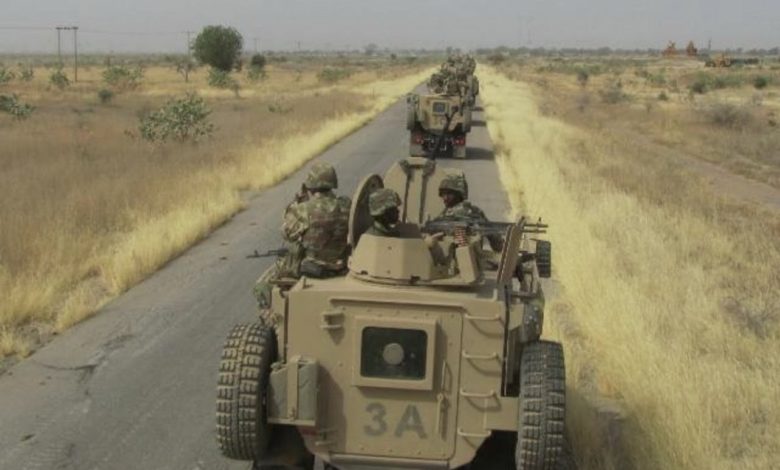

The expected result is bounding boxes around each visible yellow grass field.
[0,61,432,357]
[481,66,780,469]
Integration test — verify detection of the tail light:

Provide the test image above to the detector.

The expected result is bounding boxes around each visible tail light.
[412,133,424,145]
[454,136,466,146]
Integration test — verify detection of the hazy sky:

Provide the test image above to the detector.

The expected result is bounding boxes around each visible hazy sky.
[2,0,778,53]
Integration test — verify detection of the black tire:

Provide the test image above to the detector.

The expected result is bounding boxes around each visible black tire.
[217,323,276,460]
[406,105,416,131]
[516,341,565,470]
[535,240,551,278]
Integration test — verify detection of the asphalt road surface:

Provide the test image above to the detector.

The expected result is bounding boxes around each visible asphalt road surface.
[0,95,550,470]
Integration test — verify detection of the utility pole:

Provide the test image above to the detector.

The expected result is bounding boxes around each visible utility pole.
[185,30,194,58]
[56,26,64,65]
[73,26,78,82]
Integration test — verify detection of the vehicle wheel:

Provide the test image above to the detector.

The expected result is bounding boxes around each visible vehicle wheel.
[535,240,551,278]
[406,105,416,131]
[516,341,565,470]
[217,323,277,460]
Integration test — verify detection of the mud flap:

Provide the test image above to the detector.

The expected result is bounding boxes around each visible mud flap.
[268,356,319,427]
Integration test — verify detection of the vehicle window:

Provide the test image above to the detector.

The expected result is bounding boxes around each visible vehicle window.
[361,327,427,380]
[432,102,448,114]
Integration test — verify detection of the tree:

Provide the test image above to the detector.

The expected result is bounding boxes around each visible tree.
[193,26,244,72]
[364,43,378,56]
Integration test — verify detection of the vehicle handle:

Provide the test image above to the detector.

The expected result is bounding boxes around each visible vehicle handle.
[459,388,496,399]
[461,351,499,361]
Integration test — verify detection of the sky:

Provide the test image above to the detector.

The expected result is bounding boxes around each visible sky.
[1,0,779,54]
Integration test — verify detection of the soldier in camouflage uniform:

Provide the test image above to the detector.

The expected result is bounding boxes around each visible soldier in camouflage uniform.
[253,162,350,315]
[434,173,502,251]
[365,188,402,237]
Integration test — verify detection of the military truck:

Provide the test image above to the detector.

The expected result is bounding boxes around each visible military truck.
[407,94,471,159]
[216,158,564,470]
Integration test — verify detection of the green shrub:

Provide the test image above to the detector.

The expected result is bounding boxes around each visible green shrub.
[250,54,266,70]
[657,91,669,101]
[193,25,243,72]
[102,65,144,91]
[486,53,506,65]
[49,67,70,89]
[317,67,351,83]
[0,93,34,120]
[0,66,15,84]
[98,88,115,104]
[138,93,214,142]
[18,64,34,82]
[689,77,708,94]
[753,75,770,89]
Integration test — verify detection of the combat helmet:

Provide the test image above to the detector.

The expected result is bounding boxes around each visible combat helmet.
[304,162,338,190]
[439,173,469,199]
[368,188,401,216]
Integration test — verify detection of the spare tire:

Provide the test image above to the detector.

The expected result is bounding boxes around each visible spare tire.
[217,323,276,460]
[535,240,551,278]
[516,341,565,470]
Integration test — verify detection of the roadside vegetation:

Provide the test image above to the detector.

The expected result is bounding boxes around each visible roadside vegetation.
[481,62,779,469]
[0,55,432,357]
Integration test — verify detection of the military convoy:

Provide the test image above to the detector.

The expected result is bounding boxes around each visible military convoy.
[406,55,480,159]
[216,150,566,469]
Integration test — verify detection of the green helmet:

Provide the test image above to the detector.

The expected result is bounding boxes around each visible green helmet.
[369,188,401,216]
[304,162,338,190]
[439,173,469,199]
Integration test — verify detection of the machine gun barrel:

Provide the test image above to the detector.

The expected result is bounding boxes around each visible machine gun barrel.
[246,247,290,259]
[421,218,548,236]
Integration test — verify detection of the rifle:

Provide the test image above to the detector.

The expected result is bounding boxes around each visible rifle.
[246,247,290,259]
[421,217,548,237]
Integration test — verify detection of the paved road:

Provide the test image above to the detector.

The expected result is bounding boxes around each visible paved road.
[0,97,515,470]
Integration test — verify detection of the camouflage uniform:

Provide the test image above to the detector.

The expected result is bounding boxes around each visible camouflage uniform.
[434,173,502,251]
[254,163,350,315]
[365,188,402,237]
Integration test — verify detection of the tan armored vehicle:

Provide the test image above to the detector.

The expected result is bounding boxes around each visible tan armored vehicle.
[216,158,564,470]
[407,95,471,159]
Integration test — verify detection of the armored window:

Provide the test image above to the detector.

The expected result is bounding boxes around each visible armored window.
[360,327,427,380]
[432,102,448,114]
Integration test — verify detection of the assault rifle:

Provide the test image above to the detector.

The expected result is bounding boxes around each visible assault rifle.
[246,247,289,259]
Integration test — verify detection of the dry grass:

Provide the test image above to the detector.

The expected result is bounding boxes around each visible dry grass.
[0,61,432,356]
[496,57,780,188]
[481,66,780,469]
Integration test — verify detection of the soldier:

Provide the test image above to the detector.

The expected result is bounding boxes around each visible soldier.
[435,173,502,251]
[253,162,350,311]
[365,188,402,237]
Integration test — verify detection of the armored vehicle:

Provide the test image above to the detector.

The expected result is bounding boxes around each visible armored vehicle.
[216,159,564,470]
[407,94,471,159]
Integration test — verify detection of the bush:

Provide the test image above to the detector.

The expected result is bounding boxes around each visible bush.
[193,25,243,72]
[250,54,266,70]
[207,68,240,95]
[657,91,669,101]
[576,69,589,87]
[0,93,34,120]
[102,65,144,91]
[689,77,708,94]
[317,67,351,83]
[599,80,628,104]
[486,53,506,65]
[0,66,15,84]
[18,64,34,82]
[175,58,198,83]
[753,75,770,90]
[705,103,754,130]
[49,67,70,89]
[98,88,115,104]
[138,93,214,142]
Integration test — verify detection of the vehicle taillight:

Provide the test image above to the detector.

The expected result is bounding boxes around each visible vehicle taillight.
[454,136,466,146]
[412,134,424,145]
